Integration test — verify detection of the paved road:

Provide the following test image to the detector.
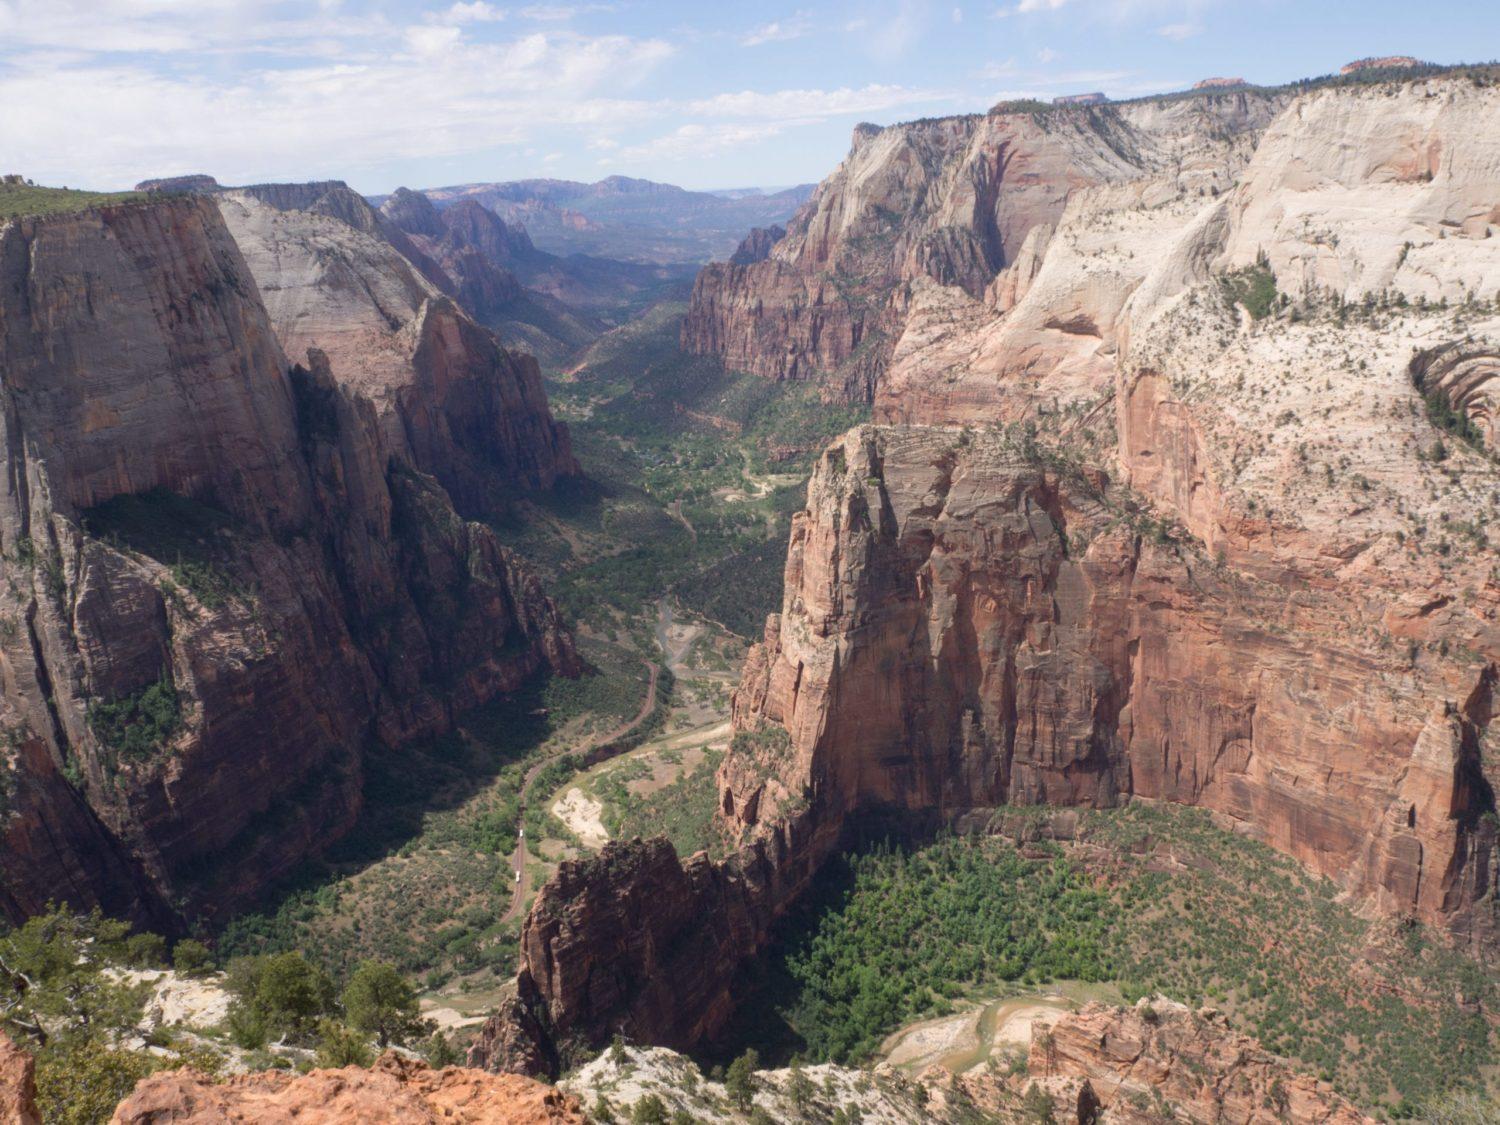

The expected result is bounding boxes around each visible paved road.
[500,659,659,923]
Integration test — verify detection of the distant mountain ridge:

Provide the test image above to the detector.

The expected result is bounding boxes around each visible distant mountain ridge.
[400,175,815,265]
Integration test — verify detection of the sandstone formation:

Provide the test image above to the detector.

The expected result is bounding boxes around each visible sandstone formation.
[0,1032,40,1125]
[1021,1001,1372,1124]
[1341,56,1424,74]
[0,191,576,926]
[683,91,1286,401]
[729,224,786,266]
[219,183,577,513]
[110,1052,585,1124]
[135,174,221,195]
[483,72,1500,1074]
[1053,92,1108,106]
[1193,78,1248,90]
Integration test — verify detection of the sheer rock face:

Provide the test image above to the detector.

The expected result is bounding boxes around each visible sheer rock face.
[0,194,576,927]
[734,426,1498,947]
[110,1052,586,1124]
[218,188,577,514]
[1025,1001,1373,1124]
[471,816,839,1075]
[0,1032,40,1125]
[682,93,1285,402]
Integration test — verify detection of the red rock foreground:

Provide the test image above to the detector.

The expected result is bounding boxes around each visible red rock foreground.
[108,1052,585,1124]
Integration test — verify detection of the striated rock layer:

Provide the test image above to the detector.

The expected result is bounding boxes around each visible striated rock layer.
[683,91,1286,401]
[1021,1000,1372,1124]
[0,193,577,927]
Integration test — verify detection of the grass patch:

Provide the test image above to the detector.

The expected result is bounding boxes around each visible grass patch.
[0,179,145,219]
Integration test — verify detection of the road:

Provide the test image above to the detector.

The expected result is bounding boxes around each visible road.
[500,658,660,923]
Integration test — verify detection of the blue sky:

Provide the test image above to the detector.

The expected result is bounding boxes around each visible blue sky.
[0,0,1494,194]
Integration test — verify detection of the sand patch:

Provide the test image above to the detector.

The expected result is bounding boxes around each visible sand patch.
[553,787,609,849]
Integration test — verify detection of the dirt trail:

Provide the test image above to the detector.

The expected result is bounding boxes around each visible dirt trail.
[501,658,659,923]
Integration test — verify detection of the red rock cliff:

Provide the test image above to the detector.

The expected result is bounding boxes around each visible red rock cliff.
[0,194,577,927]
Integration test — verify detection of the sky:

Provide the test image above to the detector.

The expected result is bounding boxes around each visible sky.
[0,0,1495,195]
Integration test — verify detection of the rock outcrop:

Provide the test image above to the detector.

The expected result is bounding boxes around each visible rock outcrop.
[219,185,577,513]
[1341,56,1424,74]
[1053,92,1108,107]
[1023,1001,1372,1124]
[683,91,1287,401]
[110,1052,586,1124]
[0,192,577,926]
[0,1032,40,1125]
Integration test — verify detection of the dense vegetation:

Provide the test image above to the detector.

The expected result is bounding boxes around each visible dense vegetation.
[778,838,1114,1060]
[82,488,244,608]
[87,677,182,761]
[522,300,864,639]
[0,905,452,1123]
[731,805,1499,1119]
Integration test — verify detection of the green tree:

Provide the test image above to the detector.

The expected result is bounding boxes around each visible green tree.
[423,1031,463,1068]
[315,1019,374,1068]
[725,1048,759,1111]
[171,939,214,976]
[0,905,145,1047]
[342,960,420,1048]
[630,1093,668,1124]
[34,1042,159,1125]
[787,1059,814,1117]
[226,951,333,1042]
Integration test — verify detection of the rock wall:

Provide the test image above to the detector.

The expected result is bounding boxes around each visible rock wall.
[734,426,1498,945]
[1023,1001,1373,1124]
[218,187,577,515]
[682,92,1285,401]
[0,194,577,927]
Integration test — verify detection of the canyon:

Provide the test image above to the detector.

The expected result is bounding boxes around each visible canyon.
[5,50,1500,1125]
[0,184,577,929]
[480,70,1500,1087]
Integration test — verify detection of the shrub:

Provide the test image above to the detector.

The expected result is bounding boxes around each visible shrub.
[88,677,181,760]
[172,939,214,976]
[313,1019,373,1068]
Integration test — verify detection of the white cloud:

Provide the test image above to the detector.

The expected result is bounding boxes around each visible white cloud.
[446,1,504,23]
[1016,0,1068,12]
[1037,46,1059,62]
[618,121,787,163]
[406,24,462,55]
[1156,20,1201,39]
[687,84,947,121]
[0,24,675,187]
[742,12,813,46]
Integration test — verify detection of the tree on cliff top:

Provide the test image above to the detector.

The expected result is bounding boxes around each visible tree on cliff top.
[342,959,422,1048]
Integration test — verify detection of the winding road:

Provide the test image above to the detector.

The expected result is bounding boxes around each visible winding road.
[500,658,660,923]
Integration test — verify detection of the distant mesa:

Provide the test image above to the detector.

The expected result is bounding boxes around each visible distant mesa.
[134,174,220,194]
[1053,92,1108,106]
[1194,77,1248,90]
[1341,55,1424,74]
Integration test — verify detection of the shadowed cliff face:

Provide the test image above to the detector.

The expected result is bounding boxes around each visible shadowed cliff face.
[0,194,578,927]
